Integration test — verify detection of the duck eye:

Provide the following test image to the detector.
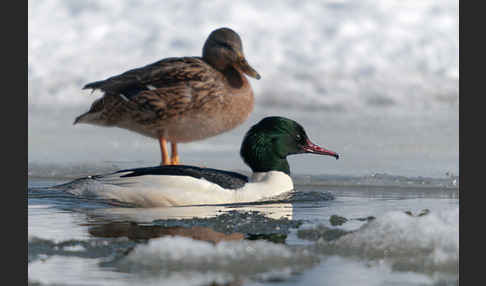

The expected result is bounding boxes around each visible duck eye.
[295,134,302,141]
[217,41,233,50]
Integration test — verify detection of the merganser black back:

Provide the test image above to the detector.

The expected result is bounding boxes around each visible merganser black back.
[111,165,249,190]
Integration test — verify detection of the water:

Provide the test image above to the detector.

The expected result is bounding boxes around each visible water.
[28,176,458,286]
[28,0,458,285]
[28,106,458,179]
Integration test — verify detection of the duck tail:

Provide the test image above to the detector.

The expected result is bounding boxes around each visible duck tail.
[73,96,108,125]
[73,112,90,125]
[83,80,105,91]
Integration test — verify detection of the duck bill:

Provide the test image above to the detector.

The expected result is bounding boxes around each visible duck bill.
[302,139,339,159]
[236,57,261,80]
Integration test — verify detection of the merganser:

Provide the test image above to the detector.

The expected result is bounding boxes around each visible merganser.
[65,116,339,207]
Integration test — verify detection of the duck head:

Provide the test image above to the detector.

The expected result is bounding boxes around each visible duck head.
[240,116,339,175]
[203,27,261,80]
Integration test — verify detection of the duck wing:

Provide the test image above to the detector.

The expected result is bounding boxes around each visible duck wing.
[77,57,226,124]
[83,57,215,98]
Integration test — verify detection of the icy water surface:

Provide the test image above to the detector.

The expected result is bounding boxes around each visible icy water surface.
[28,174,458,286]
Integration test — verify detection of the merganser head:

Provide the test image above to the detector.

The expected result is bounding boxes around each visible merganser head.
[240,116,339,175]
[202,27,261,80]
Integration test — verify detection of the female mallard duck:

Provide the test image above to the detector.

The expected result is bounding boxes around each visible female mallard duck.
[74,27,260,165]
[64,117,339,207]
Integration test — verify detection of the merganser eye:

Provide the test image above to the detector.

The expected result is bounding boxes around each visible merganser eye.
[296,134,301,141]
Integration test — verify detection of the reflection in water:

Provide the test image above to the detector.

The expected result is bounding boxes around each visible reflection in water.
[89,224,245,243]
[83,203,294,243]
[85,203,293,223]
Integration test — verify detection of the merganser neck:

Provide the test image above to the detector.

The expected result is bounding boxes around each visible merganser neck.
[232,171,294,203]
[250,171,293,188]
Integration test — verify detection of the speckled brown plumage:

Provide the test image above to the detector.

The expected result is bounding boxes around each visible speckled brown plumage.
[74,27,260,165]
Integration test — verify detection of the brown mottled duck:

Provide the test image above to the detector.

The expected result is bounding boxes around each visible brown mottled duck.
[74,27,260,165]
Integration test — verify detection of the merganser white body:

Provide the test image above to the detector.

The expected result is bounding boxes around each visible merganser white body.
[66,170,293,207]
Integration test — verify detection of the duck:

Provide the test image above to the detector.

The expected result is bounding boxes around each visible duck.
[74,27,260,165]
[64,116,339,207]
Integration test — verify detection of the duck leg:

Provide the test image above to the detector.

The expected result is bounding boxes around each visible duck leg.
[159,137,170,165]
[171,142,180,165]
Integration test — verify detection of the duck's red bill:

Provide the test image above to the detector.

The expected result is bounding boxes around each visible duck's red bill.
[303,139,339,159]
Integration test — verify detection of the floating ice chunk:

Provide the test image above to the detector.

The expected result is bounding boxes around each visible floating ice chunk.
[319,207,459,270]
